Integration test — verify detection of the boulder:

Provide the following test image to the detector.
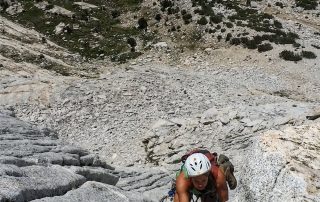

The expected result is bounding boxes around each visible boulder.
[31,181,144,202]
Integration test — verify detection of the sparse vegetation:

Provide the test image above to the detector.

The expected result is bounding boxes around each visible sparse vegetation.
[197,16,208,25]
[155,14,162,21]
[312,44,320,49]
[225,22,234,28]
[301,51,317,58]
[275,2,284,8]
[279,50,302,61]
[138,18,148,30]
[258,43,273,52]
[230,38,241,45]
[111,52,142,63]
[1,0,145,61]
[1,0,313,63]
[182,13,193,24]
[210,15,223,24]
[295,0,318,10]
[226,33,232,41]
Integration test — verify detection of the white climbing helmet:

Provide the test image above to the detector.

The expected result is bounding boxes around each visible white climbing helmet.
[185,153,211,177]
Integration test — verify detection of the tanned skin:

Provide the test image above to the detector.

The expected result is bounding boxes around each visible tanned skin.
[174,167,228,202]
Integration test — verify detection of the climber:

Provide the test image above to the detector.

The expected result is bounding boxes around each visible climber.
[173,150,237,202]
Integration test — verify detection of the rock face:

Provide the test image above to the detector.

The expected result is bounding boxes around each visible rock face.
[0,110,153,201]
[236,122,320,201]
[1,1,320,201]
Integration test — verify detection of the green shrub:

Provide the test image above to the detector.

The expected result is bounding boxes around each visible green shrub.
[201,4,215,16]
[301,51,317,58]
[295,0,318,10]
[210,15,223,24]
[240,37,249,44]
[253,35,263,44]
[275,34,296,44]
[279,50,302,61]
[194,8,205,15]
[226,33,232,41]
[293,42,301,48]
[258,43,273,52]
[138,18,148,30]
[182,13,193,24]
[275,2,284,8]
[311,44,320,49]
[230,37,241,45]
[225,22,234,28]
[155,14,162,21]
[244,39,258,49]
[111,10,120,18]
[197,16,208,25]
[160,0,174,10]
[111,52,142,63]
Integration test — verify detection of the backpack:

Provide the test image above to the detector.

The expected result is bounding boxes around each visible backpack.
[179,148,220,181]
[181,148,218,166]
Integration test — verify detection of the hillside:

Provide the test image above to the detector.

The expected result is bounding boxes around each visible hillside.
[0,0,320,201]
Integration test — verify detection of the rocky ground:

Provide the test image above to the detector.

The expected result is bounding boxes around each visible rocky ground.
[1,0,320,201]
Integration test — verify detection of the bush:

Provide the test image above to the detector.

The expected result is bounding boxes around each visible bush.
[168,7,179,15]
[210,15,223,24]
[197,17,208,25]
[194,8,205,15]
[244,39,258,49]
[160,0,174,9]
[201,4,215,16]
[111,52,142,63]
[217,35,222,41]
[230,37,241,45]
[275,35,296,44]
[293,42,301,48]
[155,14,162,21]
[127,37,137,52]
[236,21,242,26]
[258,43,273,52]
[301,51,317,58]
[295,0,318,10]
[279,50,302,61]
[111,10,120,18]
[226,33,232,41]
[275,2,284,8]
[225,22,234,28]
[221,28,226,33]
[240,37,249,44]
[253,35,263,44]
[138,18,148,30]
[311,44,320,49]
[182,13,192,24]
[273,20,282,29]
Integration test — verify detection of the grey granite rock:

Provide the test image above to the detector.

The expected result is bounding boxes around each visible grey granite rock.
[0,112,142,201]
[31,181,145,202]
